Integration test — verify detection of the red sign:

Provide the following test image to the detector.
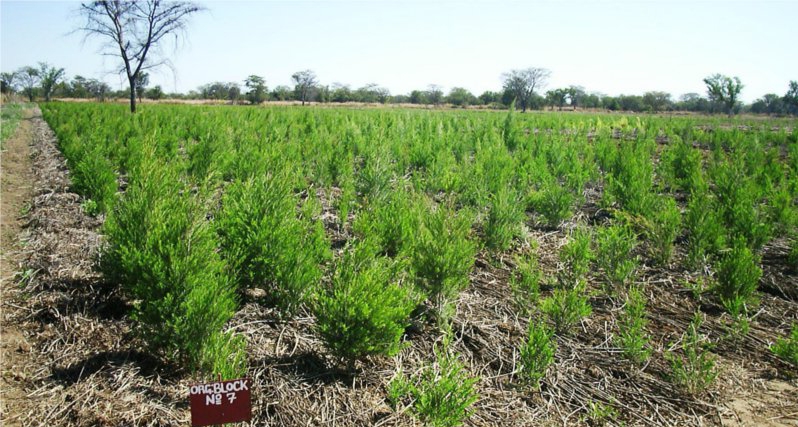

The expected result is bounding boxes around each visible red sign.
[189,378,251,426]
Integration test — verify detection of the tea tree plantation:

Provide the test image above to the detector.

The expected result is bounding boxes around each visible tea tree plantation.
[37,102,798,426]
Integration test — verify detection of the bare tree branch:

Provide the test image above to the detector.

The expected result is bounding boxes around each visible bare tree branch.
[77,0,203,112]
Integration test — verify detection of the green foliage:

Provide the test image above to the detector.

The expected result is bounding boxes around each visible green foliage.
[502,103,519,151]
[80,198,100,217]
[0,102,25,146]
[216,172,328,316]
[683,276,707,300]
[337,172,356,229]
[771,323,798,366]
[387,370,412,411]
[666,313,717,395]
[583,401,618,427]
[391,348,479,427]
[712,160,771,251]
[484,187,525,251]
[644,196,682,266]
[559,226,593,287]
[767,184,796,234]
[353,187,420,257]
[541,282,592,335]
[101,156,242,374]
[71,146,117,213]
[604,142,655,216]
[662,138,703,193]
[530,180,574,229]
[412,203,477,308]
[714,237,762,320]
[203,332,248,380]
[685,189,725,268]
[789,238,798,273]
[509,252,543,315]
[616,286,650,364]
[357,148,393,201]
[594,223,638,291]
[315,240,418,364]
[519,320,556,389]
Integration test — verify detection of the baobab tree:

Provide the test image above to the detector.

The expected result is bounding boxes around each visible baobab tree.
[77,0,203,113]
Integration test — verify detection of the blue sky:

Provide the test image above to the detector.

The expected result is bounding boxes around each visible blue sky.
[1,0,796,102]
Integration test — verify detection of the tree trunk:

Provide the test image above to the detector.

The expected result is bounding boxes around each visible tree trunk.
[128,78,137,113]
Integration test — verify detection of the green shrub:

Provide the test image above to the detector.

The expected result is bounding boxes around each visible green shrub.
[616,286,650,364]
[541,282,592,335]
[767,184,796,234]
[337,172,356,229]
[390,348,479,427]
[789,238,798,272]
[519,320,556,389]
[712,161,771,251]
[412,203,477,309]
[387,370,412,411]
[583,401,618,427]
[715,237,762,320]
[357,148,393,201]
[80,198,100,217]
[644,196,682,266]
[665,313,717,395]
[559,226,593,287]
[685,190,725,268]
[315,241,418,365]
[354,188,420,257]
[771,323,798,366]
[502,104,519,151]
[187,132,230,184]
[668,138,703,193]
[594,223,637,292]
[203,331,248,380]
[604,143,654,216]
[531,181,574,229]
[484,187,525,251]
[216,172,327,316]
[71,146,117,213]
[509,252,543,315]
[102,157,242,374]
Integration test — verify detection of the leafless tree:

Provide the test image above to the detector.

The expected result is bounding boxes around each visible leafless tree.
[502,67,551,112]
[77,0,203,112]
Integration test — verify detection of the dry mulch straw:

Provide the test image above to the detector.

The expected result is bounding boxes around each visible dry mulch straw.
[2,108,797,426]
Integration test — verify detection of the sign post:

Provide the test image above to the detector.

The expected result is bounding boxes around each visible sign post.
[189,378,251,426]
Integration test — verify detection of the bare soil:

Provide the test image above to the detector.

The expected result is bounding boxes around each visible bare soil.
[1,107,35,426]
[0,107,796,426]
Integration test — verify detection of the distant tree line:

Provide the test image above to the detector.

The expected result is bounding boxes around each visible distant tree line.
[3,63,796,117]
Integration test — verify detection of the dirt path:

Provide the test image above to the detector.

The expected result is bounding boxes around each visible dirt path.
[1,107,35,426]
